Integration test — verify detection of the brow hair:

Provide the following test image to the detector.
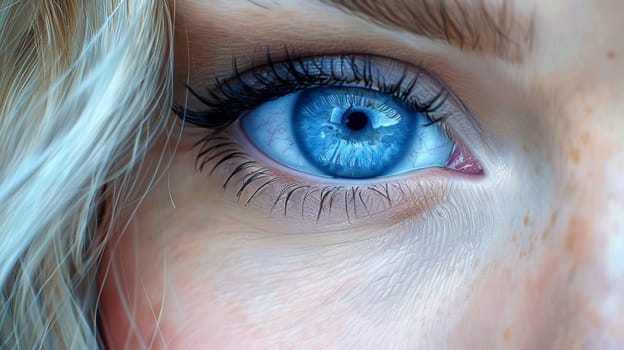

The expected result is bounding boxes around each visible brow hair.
[322,0,535,63]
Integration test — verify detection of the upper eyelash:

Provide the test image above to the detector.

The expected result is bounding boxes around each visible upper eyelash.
[173,49,452,130]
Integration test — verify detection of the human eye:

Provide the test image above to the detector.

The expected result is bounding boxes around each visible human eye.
[175,52,483,225]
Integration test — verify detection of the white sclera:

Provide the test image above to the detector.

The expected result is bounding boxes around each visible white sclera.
[240,92,318,173]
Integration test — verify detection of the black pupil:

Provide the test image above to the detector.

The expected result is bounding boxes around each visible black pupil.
[344,111,368,131]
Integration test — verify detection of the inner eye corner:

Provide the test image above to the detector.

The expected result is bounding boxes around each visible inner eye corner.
[444,143,485,176]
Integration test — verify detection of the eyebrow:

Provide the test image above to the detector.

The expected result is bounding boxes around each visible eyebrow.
[320,0,535,63]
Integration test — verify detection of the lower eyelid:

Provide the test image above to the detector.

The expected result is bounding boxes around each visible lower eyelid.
[195,131,452,227]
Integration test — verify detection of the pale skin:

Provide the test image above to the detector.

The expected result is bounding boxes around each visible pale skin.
[99,0,624,349]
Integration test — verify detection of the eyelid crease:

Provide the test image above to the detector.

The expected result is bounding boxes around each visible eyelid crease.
[321,0,536,63]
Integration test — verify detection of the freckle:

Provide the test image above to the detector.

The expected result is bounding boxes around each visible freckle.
[541,230,549,241]
[524,215,530,226]
[580,132,590,145]
[569,148,581,164]
[585,106,594,116]
[565,230,575,252]
[503,327,511,341]
[512,234,517,242]
[565,218,593,262]
[607,50,617,60]
[550,211,558,226]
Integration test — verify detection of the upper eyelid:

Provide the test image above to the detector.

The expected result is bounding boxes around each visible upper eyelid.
[176,53,457,129]
[183,53,489,172]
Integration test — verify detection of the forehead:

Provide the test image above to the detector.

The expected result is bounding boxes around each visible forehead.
[172,0,623,50]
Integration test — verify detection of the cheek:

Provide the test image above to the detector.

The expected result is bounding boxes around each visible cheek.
[97,127,547,348]
[98,218,255,348]
[449,225,576,348]
[98,199,485,349]
[98,219,354,349]
[98,179,277,346]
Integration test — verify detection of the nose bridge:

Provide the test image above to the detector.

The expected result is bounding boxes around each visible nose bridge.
[597,164,624,286]
[560,112,624,345]
[598,182,624,338]
[570,186,624,346]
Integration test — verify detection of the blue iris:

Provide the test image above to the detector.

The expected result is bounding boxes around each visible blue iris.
[293,87,415,178]
[240,86,453,179]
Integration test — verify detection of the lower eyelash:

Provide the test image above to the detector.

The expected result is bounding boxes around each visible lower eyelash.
[195,134,425,224]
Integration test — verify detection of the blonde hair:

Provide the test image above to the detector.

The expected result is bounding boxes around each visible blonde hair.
[0,0,173,348]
